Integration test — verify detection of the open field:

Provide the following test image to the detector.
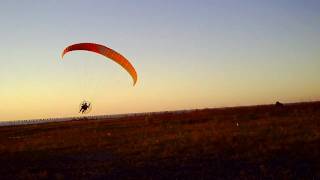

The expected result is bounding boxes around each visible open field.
[0,102,319,179]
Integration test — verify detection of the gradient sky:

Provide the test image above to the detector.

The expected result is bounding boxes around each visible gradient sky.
[0,0,319,121]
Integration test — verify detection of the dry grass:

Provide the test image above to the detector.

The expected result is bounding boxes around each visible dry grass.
[0,102,319,179]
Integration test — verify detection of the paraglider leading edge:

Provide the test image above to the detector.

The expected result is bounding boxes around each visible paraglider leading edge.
[61,42,137,86]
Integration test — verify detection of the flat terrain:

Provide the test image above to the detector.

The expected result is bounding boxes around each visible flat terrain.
[0,102,319,179]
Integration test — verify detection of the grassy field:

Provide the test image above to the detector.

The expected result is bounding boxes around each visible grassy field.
[0,102,319,179]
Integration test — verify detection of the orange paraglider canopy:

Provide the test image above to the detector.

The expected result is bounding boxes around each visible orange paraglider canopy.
[62,43,137,86]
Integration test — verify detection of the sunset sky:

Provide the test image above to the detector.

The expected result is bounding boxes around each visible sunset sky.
[0,0,319,121]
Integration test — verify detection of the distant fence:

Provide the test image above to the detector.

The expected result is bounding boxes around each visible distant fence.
[0,109,194,127]
[0,117,75,127]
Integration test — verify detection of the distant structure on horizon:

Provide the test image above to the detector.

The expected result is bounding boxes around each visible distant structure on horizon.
[275,101,284,107]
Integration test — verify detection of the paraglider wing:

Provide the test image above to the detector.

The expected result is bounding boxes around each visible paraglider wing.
[61,43,137,86]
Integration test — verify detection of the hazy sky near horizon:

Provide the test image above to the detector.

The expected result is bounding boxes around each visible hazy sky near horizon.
[0,0,319,121]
